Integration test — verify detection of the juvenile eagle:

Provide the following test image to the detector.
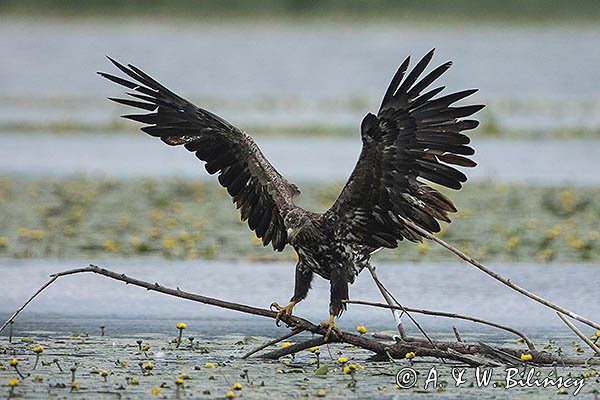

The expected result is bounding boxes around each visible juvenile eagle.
[100,49,483,339]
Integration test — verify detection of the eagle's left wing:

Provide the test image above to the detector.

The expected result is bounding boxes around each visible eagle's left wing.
[324,49,484,248]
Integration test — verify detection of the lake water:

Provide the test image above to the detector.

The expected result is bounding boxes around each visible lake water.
[2,20,599,186]
[2,20,599,99]
[1,20,599,133]
[1,133,599,184]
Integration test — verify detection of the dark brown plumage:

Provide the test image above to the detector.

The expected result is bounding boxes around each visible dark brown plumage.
[100,49,483,336]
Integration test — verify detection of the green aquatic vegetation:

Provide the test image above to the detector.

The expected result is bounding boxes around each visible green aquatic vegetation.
[3,0,600,23]
[0,177,599,263]
[4,119,600,140]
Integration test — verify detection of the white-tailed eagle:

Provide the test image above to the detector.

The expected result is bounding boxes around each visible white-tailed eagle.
[99,49,483,339]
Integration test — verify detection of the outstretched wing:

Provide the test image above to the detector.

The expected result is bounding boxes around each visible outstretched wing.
[325,49,484,248]
[99,57,299,251]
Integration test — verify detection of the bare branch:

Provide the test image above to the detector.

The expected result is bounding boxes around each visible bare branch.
[0,275,60,334]
[57,265,315,331]
[366,265,406,339]
[399,216,600,331]
[557,312,600,357]
[366,265,448,364]
[346,299,535,350]
[453,326,463,343]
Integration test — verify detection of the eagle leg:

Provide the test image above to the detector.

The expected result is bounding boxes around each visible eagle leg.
[329,267,348,317]
[270,263,314,326]
[319,267,348,341]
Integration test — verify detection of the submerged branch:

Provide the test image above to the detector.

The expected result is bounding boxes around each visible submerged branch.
[259,337,328,359]
[241,328,304,359]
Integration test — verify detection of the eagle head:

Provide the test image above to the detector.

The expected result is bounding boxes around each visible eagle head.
[284,208,309,244]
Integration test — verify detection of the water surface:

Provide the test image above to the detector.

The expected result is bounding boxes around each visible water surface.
[1,133,598,184]
[1,21,599,133]
[2,259,597,336]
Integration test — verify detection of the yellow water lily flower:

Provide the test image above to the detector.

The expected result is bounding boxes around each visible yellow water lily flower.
[151,387,161,394]
[163,237,176,249]
[30,230,44,240]
[33,345,44,354]
[104,239,117,252]
[9,358,18,366]
[405,352,416,359]
[343,364,359,374]
[356,326,368,334]
[177,322,187,329]
[8,378,19,387]
[226,390,236,398]
[232,382,242,390]
[520,353,532,362]
[338,357,348,364]
[504,236,520,250]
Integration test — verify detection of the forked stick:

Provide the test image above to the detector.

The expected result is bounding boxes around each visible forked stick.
[366,265,446,363]
[2,264,491,363]
[366,265,407,339]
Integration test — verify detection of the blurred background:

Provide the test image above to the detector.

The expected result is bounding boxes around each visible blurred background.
[1,1,599,333]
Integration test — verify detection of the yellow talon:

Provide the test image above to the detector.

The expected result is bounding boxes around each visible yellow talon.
[270,301,297,326]
[319,314,342,342]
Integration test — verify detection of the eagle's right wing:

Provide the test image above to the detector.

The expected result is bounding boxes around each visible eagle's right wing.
[325,49,483,248]
[99,57,299,251]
